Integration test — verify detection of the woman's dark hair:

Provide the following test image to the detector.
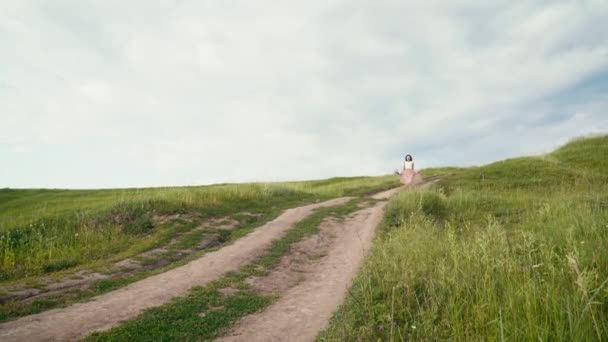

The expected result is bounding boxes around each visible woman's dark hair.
[405,154,413,161]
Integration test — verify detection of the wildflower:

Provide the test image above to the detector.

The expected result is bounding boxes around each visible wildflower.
[411,325,416,330]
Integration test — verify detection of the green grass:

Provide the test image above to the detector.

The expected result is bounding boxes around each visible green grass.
[5,135,607,340]
[320,135,608,341]
[419,166,465,179]
[0,176,398,281]
[89,287,271,342]
[551,134,608,173]
[87,198,369,341]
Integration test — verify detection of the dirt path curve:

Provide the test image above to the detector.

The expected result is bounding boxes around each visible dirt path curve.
[217,190,393,342]
[371,185,403,200]
[0,197,351,342]
[218,183,438,342]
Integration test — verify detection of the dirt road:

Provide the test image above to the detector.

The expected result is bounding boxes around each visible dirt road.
[218,183,436,341]
[217,201,386,342]
[0,197,351,342]
[0,182,434,342]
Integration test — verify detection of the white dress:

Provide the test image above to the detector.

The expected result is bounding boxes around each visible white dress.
[404,161,414,170]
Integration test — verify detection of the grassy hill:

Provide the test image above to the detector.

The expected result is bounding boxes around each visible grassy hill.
[1,135,606,340]
[321,135,608,340]
[437,135,608,191]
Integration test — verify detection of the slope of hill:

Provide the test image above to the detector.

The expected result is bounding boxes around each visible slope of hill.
[437,135,608,191]
[1,136,606,341]
[551,135,608,172]
[322,135,608,341]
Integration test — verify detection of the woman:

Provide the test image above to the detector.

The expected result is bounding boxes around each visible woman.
[399,154,422,185]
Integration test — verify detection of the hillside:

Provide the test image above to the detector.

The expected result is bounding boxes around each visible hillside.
[321,135,608,340]
[0,136,606,341]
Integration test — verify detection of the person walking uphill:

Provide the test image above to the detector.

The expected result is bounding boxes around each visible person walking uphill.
[399,154,423,185]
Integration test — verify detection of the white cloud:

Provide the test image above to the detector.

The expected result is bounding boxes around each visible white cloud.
[1,0,607,188]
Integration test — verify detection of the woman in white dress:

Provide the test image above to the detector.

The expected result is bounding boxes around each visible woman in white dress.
[400,154,422,185]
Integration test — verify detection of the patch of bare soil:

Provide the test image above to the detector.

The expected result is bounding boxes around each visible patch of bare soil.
[371,178,439,200]
[0,197,351,342]
[371,186,404,199]
[152,213,184,225]
[246,218,337,296]
[2,271,110,304]
[205,217,240,230]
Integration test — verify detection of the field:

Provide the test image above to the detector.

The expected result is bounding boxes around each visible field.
[0,176,398,322]
[321,135,608,340]
[0,176,398,280]
[1,135,607,341]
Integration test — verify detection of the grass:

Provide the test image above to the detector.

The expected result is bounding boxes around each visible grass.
[5,135,606,340]
[87,198,370,341]
[0,175,398,282]
[88,287,271,342]
[320,135,608,340]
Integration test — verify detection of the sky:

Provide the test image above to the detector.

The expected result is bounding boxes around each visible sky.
[1,1,607,189]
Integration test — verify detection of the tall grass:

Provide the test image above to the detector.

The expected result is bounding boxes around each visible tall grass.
[0,176,398,281]
[320,136,608,340]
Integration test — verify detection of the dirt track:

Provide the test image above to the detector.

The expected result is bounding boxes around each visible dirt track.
[217,201,386,342]
[218,182,436,342]
[0,197,351,342]
[0,183,433,342]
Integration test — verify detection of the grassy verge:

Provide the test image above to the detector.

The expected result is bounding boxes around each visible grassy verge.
[87,198,370,341]
[320,136,608,341]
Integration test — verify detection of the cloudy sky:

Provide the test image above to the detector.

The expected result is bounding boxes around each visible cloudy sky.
[1,1,607,189]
